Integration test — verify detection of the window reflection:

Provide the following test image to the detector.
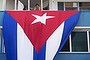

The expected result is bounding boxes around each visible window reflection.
[79,2,90,11]
[30,0,41,10]
[71,32,88,52]
[60,38,70,52]
[58,2,64,10]
[65,2,78,10]
[58,2,78,10]
[43,0,49,10]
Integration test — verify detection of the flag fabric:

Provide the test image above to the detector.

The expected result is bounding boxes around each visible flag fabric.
[3,10,80,60]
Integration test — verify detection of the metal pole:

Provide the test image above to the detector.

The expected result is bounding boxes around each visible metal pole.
[78,2,80,11]
[41,0,43,10]
[28,0,30,10]
[69,34,72,52]
[15,0,18,10]
[87,31,90,52]
[15,0,17,10]
[64,2,65,11]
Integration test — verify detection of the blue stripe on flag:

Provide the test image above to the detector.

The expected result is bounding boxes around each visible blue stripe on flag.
[3,11,17,60]
[33,43,46,60]
[33,49,37,60]
[53,12,80,60]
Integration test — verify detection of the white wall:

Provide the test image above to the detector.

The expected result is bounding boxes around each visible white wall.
[0,0,3,10]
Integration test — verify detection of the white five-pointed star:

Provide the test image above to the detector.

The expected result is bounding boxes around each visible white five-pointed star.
[31,13,55,25]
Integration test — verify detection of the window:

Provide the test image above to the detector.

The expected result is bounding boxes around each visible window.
[65,2,78,10]
[16,0,49,10]
[17,0,28,10]
[43,0,49,10]
[60,27,90,53]
[30,0,41,10]
[58,2,90,52]
[71,32,88,52]
[58,2,90,11]
[60,38,70,52]
[58,2,78,10]
[58,2,64,10]
[21,0,28,10]
[79,2,90,11]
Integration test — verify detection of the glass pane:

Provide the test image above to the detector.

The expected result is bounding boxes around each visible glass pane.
[60,38,70,52]
[58,2,64,10]
[6,0,15,10]
[18,0,28,10]
[65,2,78,10]
[71,32,88,52]
[43,0,49,10]
[79,2,90,11]
[17,0,25,10]
[18,0,41,10]
[0,29,1,53]
[31,0,41,10]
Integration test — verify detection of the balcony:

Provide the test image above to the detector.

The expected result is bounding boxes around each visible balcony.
[0,11,90,26]
[0,11,90,60]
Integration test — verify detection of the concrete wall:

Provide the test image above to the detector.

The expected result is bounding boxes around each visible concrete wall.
[77,11,90,26]
[0,53,90,60]
[0,0,3,11]
[6,0,15,10]
[54,53,90,60]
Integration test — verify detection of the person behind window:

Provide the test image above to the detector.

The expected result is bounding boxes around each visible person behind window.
[34,4,40,10]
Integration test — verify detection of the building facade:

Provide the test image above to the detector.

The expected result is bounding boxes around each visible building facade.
[0,0,90,60]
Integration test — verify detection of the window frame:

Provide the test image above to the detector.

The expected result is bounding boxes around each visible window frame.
[59,26,90,53]
[15,0,45,10]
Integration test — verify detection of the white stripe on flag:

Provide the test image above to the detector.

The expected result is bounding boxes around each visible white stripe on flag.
[17,24,33,60]
[46,22,64,60]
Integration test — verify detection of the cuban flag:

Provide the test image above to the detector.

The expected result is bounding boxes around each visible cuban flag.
[3,10,80,60]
